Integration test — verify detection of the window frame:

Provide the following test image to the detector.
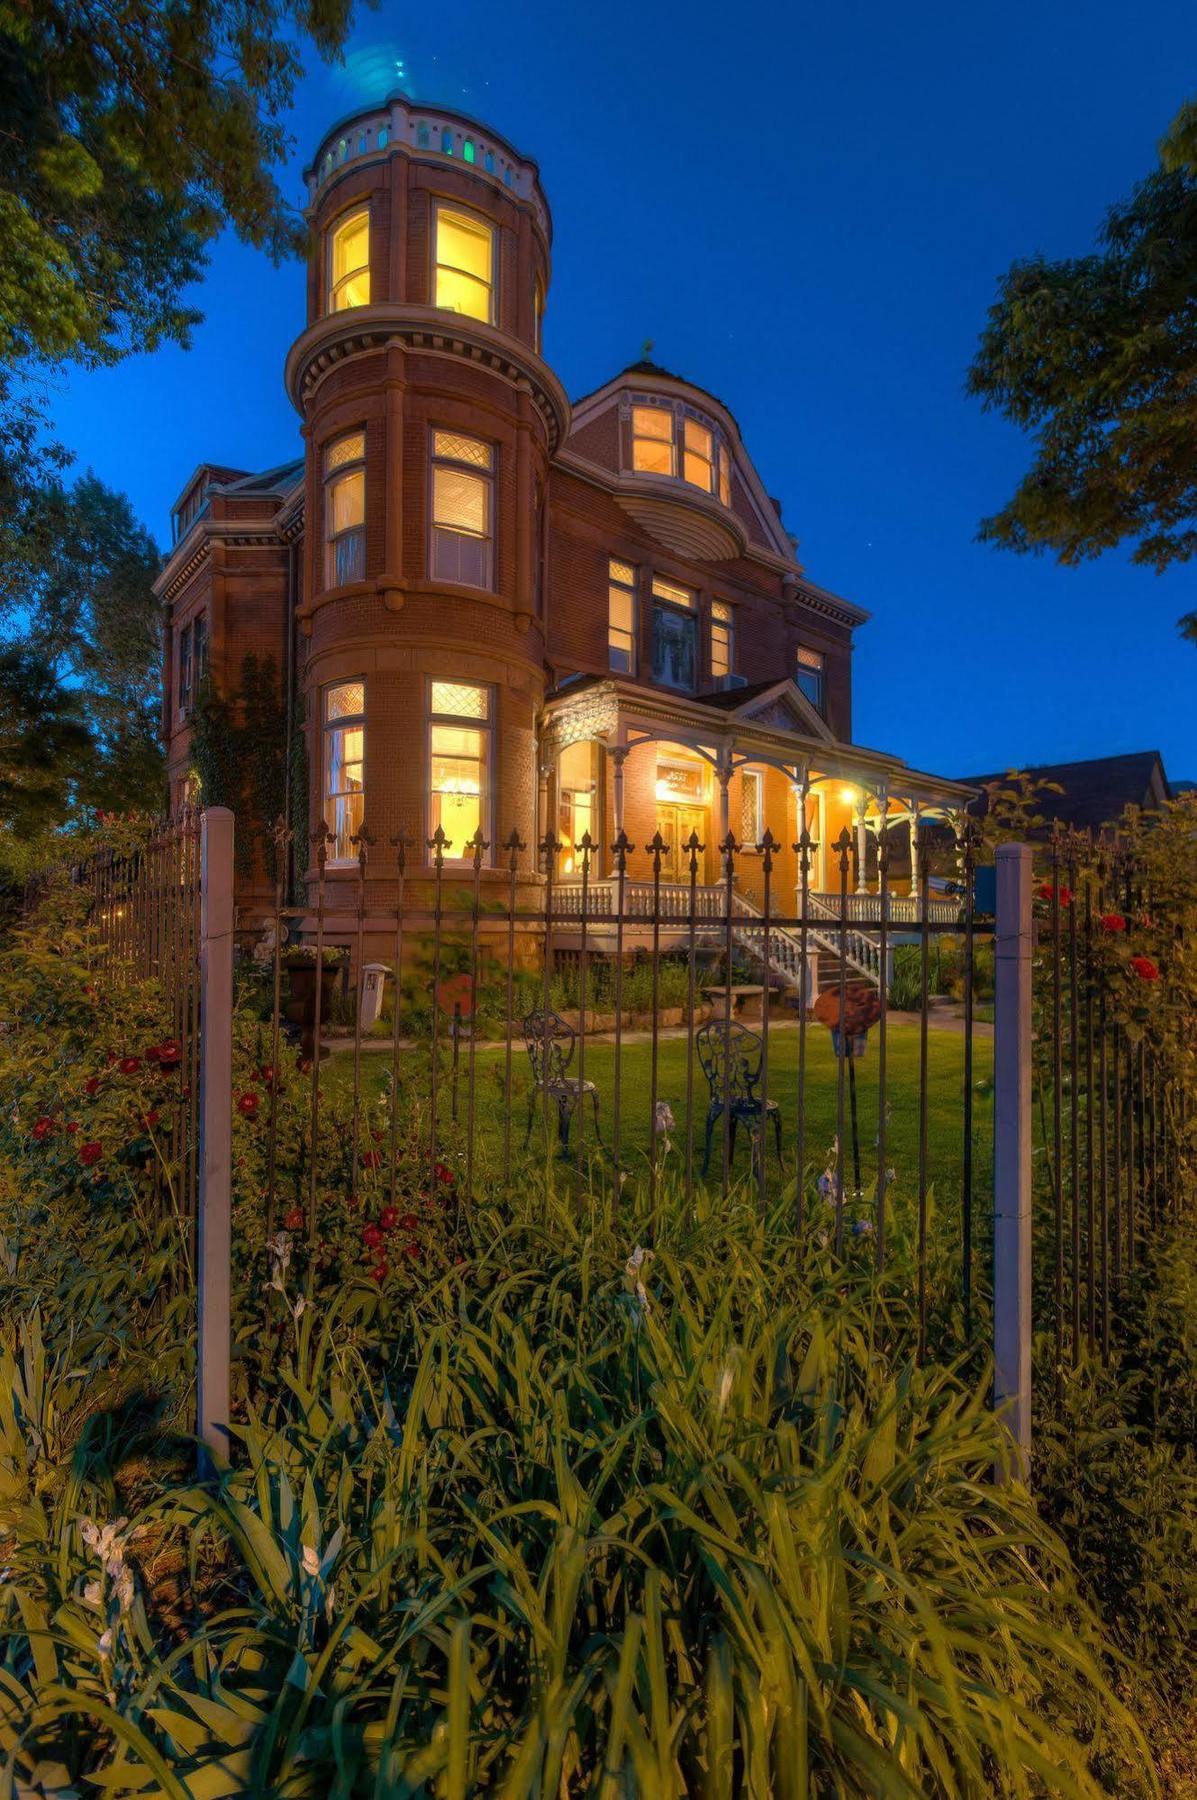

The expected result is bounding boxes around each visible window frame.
[177,621,193,718]
[608,557,638,674]
[327,206,371,313]
[323,430,367,590]
[682,417,715,493]
[426,677,495,865]
[650,576,698,692]
[710,599,735,680]
[322,680,366,866]
[631,404,676,477]
[433,203,496,324]
[429,429,495,590]
[795,645,826,713]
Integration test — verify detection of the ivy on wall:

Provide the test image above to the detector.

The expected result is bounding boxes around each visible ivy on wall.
[191,655,288,882]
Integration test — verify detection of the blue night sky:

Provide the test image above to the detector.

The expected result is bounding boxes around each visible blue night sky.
[51,0,1197,782]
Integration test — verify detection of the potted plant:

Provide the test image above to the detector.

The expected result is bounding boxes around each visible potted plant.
[283,945,345,1056]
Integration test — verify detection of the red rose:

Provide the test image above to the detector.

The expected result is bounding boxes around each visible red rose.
[361,1150,381,1169]
[434,1162,455,1187]
[362,1223,383,1250]
[118,1056,141,1076]
[80,1142,103,1166]
[65,1121,79,1134]
[31,1116,54,1141]
[154,1041,182,1069]
[1100,914,1127,934]
[399,1211,419,1232]
[370,1260,388,1283]
[237,1092,259,1117]
[84,1076,100,1095]
[1130,955,1159,982]
[379,1206,398,1231]
[283,1205,304,1231]
[140,1110,160,1129]
[402,1240,420,1261]
[258,1064,276,1088]
[1037,882,1073,906]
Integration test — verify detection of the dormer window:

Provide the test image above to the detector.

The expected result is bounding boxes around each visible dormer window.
[632,406,675,476]
[683,419,714,491]
[434,206,494,323]
[328,209,370,311]
[629,402,733,504]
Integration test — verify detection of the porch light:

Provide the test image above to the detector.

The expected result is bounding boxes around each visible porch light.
[840,786,858,806]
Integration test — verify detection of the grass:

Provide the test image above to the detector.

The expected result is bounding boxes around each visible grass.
[325,1018,994,1204]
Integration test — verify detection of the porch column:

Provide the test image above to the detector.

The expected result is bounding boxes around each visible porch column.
[610,744,628,843]
[717,755,731,845]
[910,803,923,894]
[855,798,868,895]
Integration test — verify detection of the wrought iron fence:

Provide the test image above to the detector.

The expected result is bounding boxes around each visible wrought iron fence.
[43,809,205,1233]
[1034,826,1185,1392]
[237,814,995,1359]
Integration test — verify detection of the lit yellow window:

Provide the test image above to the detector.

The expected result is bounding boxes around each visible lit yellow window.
[430,432,493,586]
[429,681,492,859]
[608,557,637,672]
[434,207,494,322]
[328,210,370,311]
[323,681,365,861]
[558,739,597,876]
[632,406,675,475]
[711,599,734,678]
[683,418,714,491]
[324,432,366,586]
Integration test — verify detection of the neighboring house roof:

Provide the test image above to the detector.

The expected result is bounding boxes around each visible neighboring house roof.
[960,750,1171,831]
[219,457,305,497]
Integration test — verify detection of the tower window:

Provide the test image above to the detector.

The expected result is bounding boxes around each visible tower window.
[324,431,366,587]
[795,645,825,712]
[430,430,494,588]
[328,208,370,311]
[710,599,734,678]
[429,680,493,861]
[631,405,675,476]
[434,206,495,323]
[608,558,637,673]
[323,681,365,863]
[718,442,731,506]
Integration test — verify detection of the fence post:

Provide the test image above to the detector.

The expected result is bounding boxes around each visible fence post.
[197,807,235,1474]
[993,842,1033,1480]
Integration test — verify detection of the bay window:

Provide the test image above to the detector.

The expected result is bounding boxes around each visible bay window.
[323,682,365,862]
[632,405,675,476]
[710,599,734,679]
[428,680,492,859]
[651,577,697,691]
[608,557,637,672]
[430,430,493,587]
[434,206,494,322]
[795,645,825,712]
[683,418,714,491]
[324,431,366,586]
[328,209,370,311]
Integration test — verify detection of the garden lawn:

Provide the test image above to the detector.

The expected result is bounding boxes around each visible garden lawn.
[324,1018,993,1205]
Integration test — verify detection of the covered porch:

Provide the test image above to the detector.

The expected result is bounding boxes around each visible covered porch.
[538,676,974,925]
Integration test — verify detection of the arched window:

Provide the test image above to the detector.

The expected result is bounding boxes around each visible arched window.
[327,208,370,311]
[377,126,389,147]
[441,127,454,153]
[338,138,348,162]
[463,138,476,163]
[484,149,495,173]
[417,123,430,147]
[358,132,368,154]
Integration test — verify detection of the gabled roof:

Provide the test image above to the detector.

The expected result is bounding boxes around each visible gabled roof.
[696,677,834,742]
[961,750,1170,831]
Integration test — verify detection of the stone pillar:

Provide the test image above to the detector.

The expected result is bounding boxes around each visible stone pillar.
[611,744,628,843]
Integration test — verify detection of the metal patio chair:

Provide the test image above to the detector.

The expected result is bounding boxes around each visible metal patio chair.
[696,1018,782,1177]
[523,1009,603,1157]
